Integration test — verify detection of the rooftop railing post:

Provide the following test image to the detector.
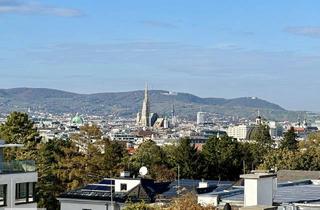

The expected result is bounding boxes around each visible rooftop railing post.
[0,141,4,172]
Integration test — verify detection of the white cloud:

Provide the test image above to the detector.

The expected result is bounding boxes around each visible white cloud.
[285,26,320,38]
[140,20,178,29]
[0,0,83,17]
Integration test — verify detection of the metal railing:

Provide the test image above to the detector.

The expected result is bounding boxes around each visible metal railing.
[0,160,36,174]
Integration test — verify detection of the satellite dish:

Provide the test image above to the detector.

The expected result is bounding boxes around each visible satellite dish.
[139,166,148,176]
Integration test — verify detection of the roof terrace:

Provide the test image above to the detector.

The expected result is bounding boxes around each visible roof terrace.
[0,140,36,174]
[0,160,36,174]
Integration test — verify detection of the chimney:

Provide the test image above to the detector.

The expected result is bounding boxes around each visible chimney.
[198,179,208,188]
[120,171,130,178]
[240,172,277,207]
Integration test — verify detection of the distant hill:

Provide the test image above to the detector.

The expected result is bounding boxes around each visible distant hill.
[0,88,305,121]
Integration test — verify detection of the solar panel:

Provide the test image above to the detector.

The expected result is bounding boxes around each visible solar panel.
[274,185,320,203]
[83,185,97,190]
[220,183,320,204]
[96,186,111,191]
[83,184,112,192]
[99,179,115,185]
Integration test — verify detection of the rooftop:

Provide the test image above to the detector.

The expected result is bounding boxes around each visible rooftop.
[215,179,320,205]
[240,173,276,179]
[59,178,170,203]
[277,170,320,182]
[161,179,233,199]
[59,178,233,203]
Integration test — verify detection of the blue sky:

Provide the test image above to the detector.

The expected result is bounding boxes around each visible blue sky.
[0,0,320,111]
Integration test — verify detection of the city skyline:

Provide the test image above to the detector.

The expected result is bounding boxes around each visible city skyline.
[1,0,320,111]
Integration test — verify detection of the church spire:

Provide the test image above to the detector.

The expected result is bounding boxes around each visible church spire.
[144,82,148,101]
[139,83,150,127]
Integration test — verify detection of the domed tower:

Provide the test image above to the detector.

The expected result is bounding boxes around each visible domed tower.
[256,110,262,125]
[303,118,308,128]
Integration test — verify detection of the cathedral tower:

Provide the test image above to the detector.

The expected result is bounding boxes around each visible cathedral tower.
[139,84,150,127]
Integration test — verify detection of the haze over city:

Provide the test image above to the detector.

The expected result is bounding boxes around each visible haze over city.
[1,0,320,111]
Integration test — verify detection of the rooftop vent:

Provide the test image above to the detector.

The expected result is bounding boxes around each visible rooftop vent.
[120,171,130,178]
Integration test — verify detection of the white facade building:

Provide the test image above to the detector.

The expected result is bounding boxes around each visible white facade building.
[197,112,206,125]
[0,140,38,210]
[59,172,151,210]
[268,121,283,138]
[0,172,38,209]
[227,125,253,140]
[315,120,320,130]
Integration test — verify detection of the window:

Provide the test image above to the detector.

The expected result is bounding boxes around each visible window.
[0,185,7,207]
[120,183,127,191]
[28,182,35,202]
[16,182,35,204]
[16,183,27,203]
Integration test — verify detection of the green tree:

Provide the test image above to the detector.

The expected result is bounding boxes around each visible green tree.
[124,201,157,210]
[259,131,320,172]
[298,133,320,170]
[167,193,216,210]
[0,112,41,160]
[167,138,202,179]
[250,124,273,147]
[70,124,102,152]
[129,140,169,180]
[258,148,299,170]
[37,139,66,210]
[239,142,259,173]
[94,138,128,177]
[58,137,129,190]
[300,131,320,149]
[243,124,274,170]
[57,124,129,189]
[202,136,242,180]
[57,140,89,190]
[280,127,298,150]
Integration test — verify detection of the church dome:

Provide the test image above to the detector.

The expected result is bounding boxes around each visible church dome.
[246,126,260,140]
[71,114,84,125]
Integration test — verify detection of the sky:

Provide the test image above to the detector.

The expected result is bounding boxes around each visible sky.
[0,0,320,111]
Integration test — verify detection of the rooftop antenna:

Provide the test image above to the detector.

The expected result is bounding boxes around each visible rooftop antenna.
[177,165,180,197]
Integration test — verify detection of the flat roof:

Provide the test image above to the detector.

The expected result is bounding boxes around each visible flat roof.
[219,180,320,204]
[240,173,277,179]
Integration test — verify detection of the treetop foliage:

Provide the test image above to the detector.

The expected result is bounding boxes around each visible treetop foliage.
[279,127,298,151]
[2,111,320,210]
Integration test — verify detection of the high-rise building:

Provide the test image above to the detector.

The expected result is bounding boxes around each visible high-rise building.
[137,84,150,127]
[227,124,254,140]
[197,112,206,125]
[171,104,177,126]
[315,120,320,129]
[270,121,283,137]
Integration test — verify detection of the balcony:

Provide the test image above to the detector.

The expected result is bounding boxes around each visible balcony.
[0,160,36,174]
